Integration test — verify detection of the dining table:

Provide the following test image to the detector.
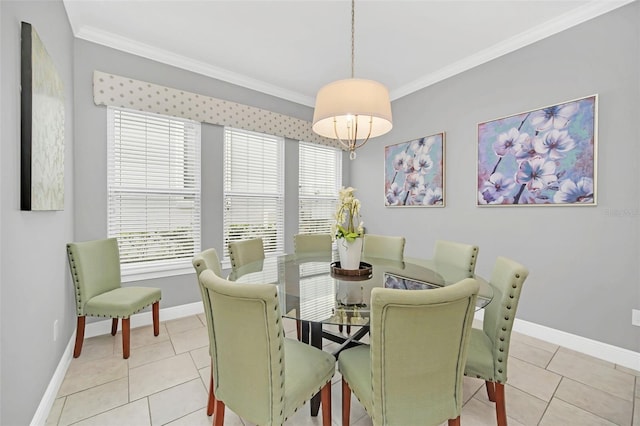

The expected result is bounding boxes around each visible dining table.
[228,252,494,417]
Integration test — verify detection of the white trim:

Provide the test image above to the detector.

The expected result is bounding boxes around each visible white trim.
[30,336,74,426]
[474,311,640,372]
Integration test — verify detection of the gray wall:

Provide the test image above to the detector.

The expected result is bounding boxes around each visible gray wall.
[351,2,640,352]
[0,1,75,424]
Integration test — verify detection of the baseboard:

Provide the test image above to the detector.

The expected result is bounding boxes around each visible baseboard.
[474,311,640,371]
[31,302,204,425]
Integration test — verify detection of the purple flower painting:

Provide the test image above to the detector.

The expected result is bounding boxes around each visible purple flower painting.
[384,133,445,207]
[477,95,597,206]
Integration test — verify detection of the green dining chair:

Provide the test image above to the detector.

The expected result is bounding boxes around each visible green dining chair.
[464,256,529,426]
[434,240,480,274]
[198,269,335,426]
[192,248,223,417]
[228,237,265,271]
[294,233,332,255]
[66,238,161,359]
[362,234,405,261]
[339,278,479,426]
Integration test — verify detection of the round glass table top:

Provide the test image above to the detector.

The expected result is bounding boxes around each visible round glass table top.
[228,253,493,327]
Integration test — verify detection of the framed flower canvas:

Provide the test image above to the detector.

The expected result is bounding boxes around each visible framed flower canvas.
[477,95,597,206]
[384,133,445,207]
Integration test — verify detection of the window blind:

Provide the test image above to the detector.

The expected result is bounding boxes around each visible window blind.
[299,142,342,235]
[107,107,201,277]
[223,128,284,260]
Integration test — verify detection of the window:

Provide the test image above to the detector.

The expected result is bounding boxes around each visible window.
[107,107,201,280]
[299,142,342,235]
[223,128,284,261]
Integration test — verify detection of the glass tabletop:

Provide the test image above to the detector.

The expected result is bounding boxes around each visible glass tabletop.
[228,253,493,327]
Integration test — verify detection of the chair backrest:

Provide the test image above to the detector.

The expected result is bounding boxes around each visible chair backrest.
[198,269,286,425]
[482,256,529,383]
[434,239,480,274]
[228,238,265,270]
[66,238,122,316]
[192,248,223,355]
[293,233,332,255]
[369,278,479,425]
[362,234,405,261]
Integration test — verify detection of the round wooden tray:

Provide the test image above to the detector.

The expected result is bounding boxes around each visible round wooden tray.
[330,261,373,279]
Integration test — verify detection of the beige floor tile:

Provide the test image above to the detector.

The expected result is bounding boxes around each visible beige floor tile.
[509,331,559,353]
[58,355,128,396]
[170,326,209,354]
[554,377,633,425]
[164,408,219,426]
[45,397,65,426]
[634,398,640,426]
[509,339,554,368]
[72,398,151,426]
[507,357,561,402]
[114,324,169,354]
[462,376,485,404]
[547,348,635,401]
[58,377,128,425]
[474,384,546,425]
[558,347,616,368]
[127,340,176,369]
[198,365,211,392]
[204,408,246,426]
[129,353,200,400]
[196,313,207,327]
[77,334,116,360]
[615,364,640,377]
[189,345,211,369]
[165,315,205,336]
[539,398,617,426]
[461,397,526,426]
[149,378,208,425]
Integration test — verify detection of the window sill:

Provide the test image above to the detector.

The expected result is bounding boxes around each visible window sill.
[121,265,194,283]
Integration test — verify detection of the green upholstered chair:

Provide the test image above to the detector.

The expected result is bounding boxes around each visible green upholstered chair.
[464,256,529,426]
[362,234,405,261]
[198,269,335,426]
[294,233,332,255]
[66,238,161,359]
[434,240,480,274]
[228,237,265,271]
[192,248,223,417]
[339,278,479,426]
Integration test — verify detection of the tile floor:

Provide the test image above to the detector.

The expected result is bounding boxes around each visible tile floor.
[46,315,639,426]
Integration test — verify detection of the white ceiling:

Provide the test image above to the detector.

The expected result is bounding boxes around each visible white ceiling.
[63,0,633,107]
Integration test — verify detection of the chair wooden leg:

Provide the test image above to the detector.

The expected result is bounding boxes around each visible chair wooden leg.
[152,301,160,336]
[448,416,461,426]
[342,378,352,426]
[207,362,216,416]
[213,400,225,426]
[485,380,496,402]
[339,324,344,333]
[111,318,118,336]
[494,383,507,426]
[73,316,86,358]
[122,317,130,359]
[346,325,351,334]
[321,381,331,426]
[296,320,301,341]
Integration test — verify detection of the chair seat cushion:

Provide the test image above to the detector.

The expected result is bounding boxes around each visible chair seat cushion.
[283,338,336,419]
[464,327,495,380]
[84,287,161,318]
[338,345,373,414]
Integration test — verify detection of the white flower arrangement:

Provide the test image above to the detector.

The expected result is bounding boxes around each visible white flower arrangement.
[331,187,364,242]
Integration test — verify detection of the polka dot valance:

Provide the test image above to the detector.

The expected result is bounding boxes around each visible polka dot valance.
[92,70,341,149]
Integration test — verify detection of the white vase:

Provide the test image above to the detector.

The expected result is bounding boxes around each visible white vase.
[337,237,363,270]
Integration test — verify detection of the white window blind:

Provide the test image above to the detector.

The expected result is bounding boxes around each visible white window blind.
[107,107,201,278]
[299,142,342,234]
[223,128,284,261]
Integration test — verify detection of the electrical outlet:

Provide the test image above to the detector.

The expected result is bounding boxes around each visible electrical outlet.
[632,310,640,327]
[53,320,59,341]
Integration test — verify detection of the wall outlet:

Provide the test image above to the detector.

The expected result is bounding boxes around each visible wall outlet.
[53,320,59,341]
[632,310,640,327]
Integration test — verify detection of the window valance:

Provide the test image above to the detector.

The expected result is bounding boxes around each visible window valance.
[92,70,341,149]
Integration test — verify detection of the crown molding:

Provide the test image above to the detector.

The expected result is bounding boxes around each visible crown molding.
[390,0,636,101]
[74,26,316,107]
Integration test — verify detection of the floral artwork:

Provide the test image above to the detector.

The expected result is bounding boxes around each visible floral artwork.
[384,133,445,207]
[477,95,597,206]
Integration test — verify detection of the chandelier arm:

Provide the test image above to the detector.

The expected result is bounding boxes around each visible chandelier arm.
[333,118,352,150]
[352,116,374,150]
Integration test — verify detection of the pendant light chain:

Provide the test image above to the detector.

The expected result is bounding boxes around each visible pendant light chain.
[351,0,355,79]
